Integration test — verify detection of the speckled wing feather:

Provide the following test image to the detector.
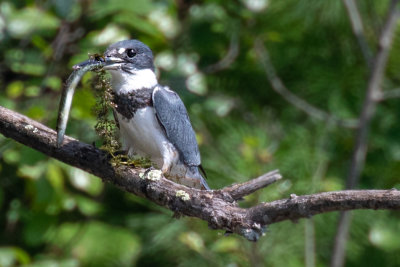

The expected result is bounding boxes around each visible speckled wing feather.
[152,86,201,167]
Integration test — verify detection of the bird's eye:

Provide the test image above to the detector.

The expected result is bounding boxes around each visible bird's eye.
[126,49,136,58]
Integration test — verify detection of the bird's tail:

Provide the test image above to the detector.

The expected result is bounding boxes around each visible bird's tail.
[165,165,210,190]
[188,166,210,190]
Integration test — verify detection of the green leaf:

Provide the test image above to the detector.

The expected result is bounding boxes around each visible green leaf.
[68,168,104,196]
[115,14,163,39]
[179,232,205,254]
[30,176,55,210]
[52,222,141,267]
[24,86,41,97]
[0,247,31,267]
[23,213,56,246]
[19,146,46,165]
[17,163,46,180]
[89,24,130,46]
[43,76,62,91]
[90,0,153,18]
[46,161,65,192]
[6,6,60,38]
[369,225,400,251]
[70,87,96,119]
[211,237,240,253]
[25,258,79,267]
[75,195,102,216]
[6,81,24,98]
[2,149,21,164]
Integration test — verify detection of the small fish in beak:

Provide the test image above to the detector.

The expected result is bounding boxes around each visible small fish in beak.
[56,55,105,147]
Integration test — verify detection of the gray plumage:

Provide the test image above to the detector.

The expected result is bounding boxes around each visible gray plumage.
[153,87,201,167]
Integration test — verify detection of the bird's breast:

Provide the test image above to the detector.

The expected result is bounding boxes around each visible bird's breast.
[113,88,154,120]
[116,106,169,166]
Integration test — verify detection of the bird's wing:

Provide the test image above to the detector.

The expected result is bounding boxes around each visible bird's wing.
[152,86,201,167]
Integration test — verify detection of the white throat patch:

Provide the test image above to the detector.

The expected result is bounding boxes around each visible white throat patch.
[109,69,158,94]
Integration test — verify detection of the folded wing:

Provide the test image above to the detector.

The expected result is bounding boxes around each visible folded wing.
[152,86,201,167]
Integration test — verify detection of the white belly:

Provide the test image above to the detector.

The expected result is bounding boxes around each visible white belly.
[116,106,208,189]
[117,106,174,168]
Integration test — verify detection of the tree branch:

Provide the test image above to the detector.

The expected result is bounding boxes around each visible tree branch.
[342,0,373,68]
[204,34,239,73]
[1,105,400,241]
[375,87,400,100]
[332,1,400,266]
[221,170,282,201]
[253,38,359,129]
[346,0,400,189]
[249,190,400,224]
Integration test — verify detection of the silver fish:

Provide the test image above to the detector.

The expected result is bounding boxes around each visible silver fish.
[56,58,104,147]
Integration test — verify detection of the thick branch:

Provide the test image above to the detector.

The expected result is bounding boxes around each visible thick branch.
[1,105,400,241]
[249,190,400,225]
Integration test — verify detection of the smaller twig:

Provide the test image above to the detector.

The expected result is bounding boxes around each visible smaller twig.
[342,0,373,68]
[222,170,282,200]
[374,88,400,101]
[254,38,359,129]
[204,34,239,73]
[305,219,316,267]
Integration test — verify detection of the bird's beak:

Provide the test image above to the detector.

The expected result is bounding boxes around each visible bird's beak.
[102,48,125,70]
[71,52,124,71]
[103,56,124,70]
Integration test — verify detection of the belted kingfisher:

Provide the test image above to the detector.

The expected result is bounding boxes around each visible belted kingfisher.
[103,40,210,190]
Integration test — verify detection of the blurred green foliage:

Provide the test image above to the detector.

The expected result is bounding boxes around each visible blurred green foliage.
[1,0,400,266]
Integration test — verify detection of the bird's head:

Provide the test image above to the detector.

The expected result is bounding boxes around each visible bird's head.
[101,40,158,92]
[103,39,155,73]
